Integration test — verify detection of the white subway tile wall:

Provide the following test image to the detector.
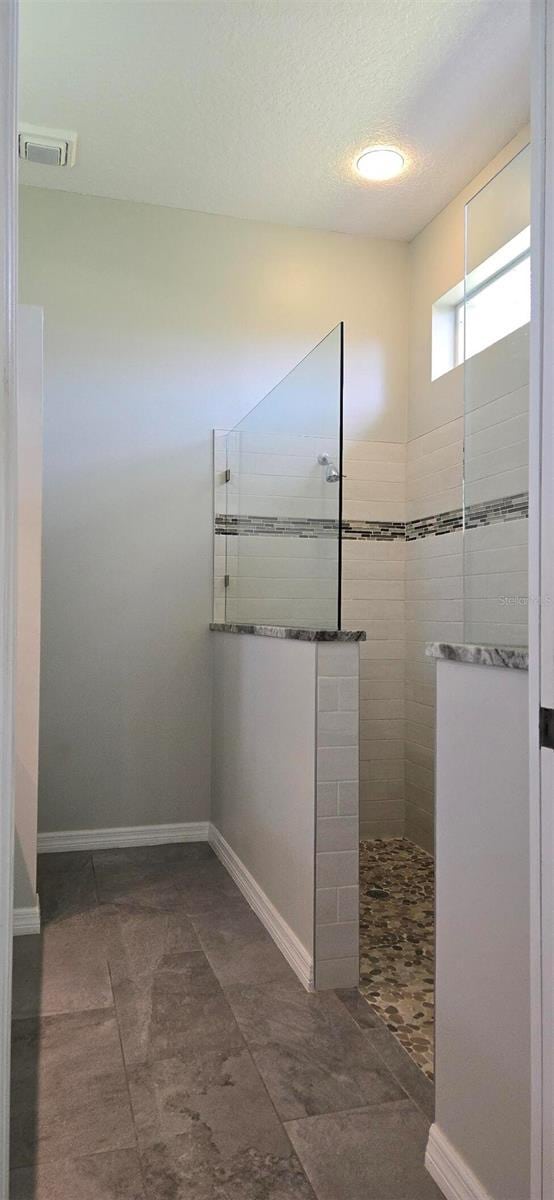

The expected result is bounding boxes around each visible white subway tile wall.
[342,440,406,840]
[463,328,529,647]
[463,518,528,644]
[315,641,360,990]
[404,418,464,852]
[213,340,528,856]
[405,419,463,522]
[220,430,339,628]
[405,538,463,851]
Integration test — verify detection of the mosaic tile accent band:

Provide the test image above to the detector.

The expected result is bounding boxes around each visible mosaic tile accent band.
[342,518,405,542]
[215,491,529,543]
[214,514,339,538]
[405,490,528,540]
[464,490,529,530]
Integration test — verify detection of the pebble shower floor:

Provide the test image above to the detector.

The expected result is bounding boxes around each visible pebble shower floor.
[358,838,435,1080]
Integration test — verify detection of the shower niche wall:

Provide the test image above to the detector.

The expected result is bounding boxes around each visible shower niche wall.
[213,323,344,631]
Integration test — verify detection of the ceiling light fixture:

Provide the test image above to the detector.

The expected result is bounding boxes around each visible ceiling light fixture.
[356,147,405,182]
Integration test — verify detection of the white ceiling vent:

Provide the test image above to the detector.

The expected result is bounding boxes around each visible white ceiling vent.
[18,125,78,167]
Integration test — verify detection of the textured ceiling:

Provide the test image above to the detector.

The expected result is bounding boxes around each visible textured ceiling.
[19,0,530,240]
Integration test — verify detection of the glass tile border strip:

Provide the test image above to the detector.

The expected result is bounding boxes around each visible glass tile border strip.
[214,491,528,543]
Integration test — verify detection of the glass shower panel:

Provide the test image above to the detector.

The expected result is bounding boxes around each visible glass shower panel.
[463,145,530,647]
[219,324,343,629]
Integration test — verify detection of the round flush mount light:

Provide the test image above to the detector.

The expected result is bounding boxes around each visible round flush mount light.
[355,147,405,181]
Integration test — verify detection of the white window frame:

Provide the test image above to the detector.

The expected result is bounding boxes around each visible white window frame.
[454,244,531,366]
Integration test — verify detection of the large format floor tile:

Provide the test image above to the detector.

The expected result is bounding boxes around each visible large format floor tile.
[94,850,242,915]
[335,986,381,1029]
[105,901,201,983]
[12,913,113,1018]
[37,852,98,924]
[128,1041,278,1150]
[176,872,248,916]
[93,858,195,910]
[10,1149,146,1200]
[286,1099,443,1200]
[15,844,436,1200]
[139,1129,316,1200]
[112,946,240,1067]
[190,903,295,987]
[11,1009,136,1167]
[225,978,403,1120]
[336,988,434,1121]
[16,852,113,1018]
[364,1020,435,1122]
[93,843,216,867]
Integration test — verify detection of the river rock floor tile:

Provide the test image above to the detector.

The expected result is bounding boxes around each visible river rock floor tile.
[358,838,435,1080]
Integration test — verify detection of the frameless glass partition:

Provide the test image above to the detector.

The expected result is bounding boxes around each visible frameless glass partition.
[463,144,530,647]
[214,324,344,629]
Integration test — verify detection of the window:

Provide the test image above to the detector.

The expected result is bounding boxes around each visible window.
[431,225,530,381]
[454,250,530,364]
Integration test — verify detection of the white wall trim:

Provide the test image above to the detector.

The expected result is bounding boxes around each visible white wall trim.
[425,1125,494,1200]
[209,822,314,992]
[37,821,210,853]
[36,821,314,991]
[0,0,18,1189]
[13,896,40,936]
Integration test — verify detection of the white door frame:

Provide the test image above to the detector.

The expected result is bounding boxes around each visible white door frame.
[0,0,18,1190]
[0,1,550,1196]
[530,1,554,1197]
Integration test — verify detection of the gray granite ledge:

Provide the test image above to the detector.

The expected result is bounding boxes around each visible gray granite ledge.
[210,622,366,642]
[426,642,529,671]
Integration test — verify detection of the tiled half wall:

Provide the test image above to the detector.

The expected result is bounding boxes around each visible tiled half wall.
[315,641,360,989]
[214,408,528,853]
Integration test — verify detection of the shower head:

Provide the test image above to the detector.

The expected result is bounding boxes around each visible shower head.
[317,453,340,483]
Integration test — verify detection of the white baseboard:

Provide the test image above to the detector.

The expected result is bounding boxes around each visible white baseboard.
[13,896,40,936]
[37,821,210,854]
[35,820,314,991]
[209,823,314,992]
[425,1124,494,1200]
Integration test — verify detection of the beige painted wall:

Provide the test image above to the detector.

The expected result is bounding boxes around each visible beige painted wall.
[19,186,409,834]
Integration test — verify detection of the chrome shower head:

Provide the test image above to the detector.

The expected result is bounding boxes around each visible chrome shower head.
[317,453,340,483]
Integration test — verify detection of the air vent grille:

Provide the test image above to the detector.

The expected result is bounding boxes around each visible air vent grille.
[18,125,77,168]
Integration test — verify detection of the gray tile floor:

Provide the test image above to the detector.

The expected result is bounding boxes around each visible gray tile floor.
[11,844,440,1200]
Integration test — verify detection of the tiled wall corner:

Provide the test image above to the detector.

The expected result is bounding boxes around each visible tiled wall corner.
[342,439,406,840]
[405,419,464,853]
[463,332,529,648]
[314,641,360,990]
